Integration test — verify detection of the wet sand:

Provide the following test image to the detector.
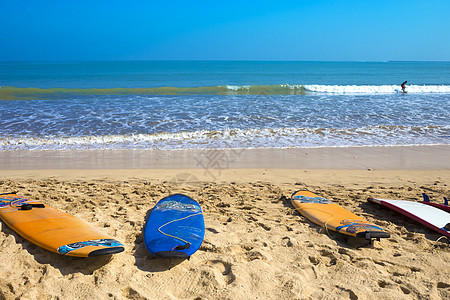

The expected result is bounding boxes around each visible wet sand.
[1,145,449,170]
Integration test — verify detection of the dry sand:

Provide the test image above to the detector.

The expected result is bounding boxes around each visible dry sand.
[0,146,449,299]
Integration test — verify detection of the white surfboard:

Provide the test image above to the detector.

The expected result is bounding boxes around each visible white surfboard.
[394,89,407,94]
[369,198,450,237]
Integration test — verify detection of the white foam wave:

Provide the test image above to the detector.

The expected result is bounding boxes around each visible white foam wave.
[225,85,251,91]
[1,125,448,151]
[222,84,450,95]
[303,84,450,94]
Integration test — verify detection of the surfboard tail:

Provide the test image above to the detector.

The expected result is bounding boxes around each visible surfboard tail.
[356,231,390,239]
[153,251,189,259]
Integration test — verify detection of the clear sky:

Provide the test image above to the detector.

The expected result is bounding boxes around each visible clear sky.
[1,0,449,61]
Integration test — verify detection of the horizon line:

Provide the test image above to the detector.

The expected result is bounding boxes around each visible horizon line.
[1,59,450,63]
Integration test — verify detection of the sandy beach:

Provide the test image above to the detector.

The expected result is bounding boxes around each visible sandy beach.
[1,146,449,299]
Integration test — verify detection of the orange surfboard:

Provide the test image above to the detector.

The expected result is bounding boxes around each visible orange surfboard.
[291,190,389,243]
[0,193,124,257]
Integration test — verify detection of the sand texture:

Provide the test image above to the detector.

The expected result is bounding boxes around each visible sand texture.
[0,169,449,300]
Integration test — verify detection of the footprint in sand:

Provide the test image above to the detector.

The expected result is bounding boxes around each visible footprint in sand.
[437,282,450,289]
[203,260,236,286]
[122,287,144,299]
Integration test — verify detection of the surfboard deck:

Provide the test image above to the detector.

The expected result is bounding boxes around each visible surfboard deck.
[422,202,450,213]
[0,193,124,257]
[368,197,450,237]
[421,193,450,213]
[291,191,390,242]
[144,194,205,259]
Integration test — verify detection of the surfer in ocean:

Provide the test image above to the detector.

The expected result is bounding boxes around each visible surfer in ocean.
[401,81,407,93]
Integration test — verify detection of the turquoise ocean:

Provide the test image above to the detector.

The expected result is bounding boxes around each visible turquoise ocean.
[0,61,449,150]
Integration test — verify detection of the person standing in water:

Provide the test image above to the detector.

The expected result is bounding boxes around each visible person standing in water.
[401,81,407,93]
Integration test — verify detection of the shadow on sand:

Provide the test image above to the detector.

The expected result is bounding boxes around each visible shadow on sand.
[133,207,186,272]
[1,225,114,275]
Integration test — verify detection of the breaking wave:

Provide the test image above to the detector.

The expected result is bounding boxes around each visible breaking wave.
[2,84,450,100]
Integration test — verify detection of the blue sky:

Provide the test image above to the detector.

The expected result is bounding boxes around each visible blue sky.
[1,0,449,61]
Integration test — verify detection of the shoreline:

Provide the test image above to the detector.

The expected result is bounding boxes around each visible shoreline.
[1,144,449,170]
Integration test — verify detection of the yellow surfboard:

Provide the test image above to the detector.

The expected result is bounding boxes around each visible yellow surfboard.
[291,191,389,243]
[0,193,124,257]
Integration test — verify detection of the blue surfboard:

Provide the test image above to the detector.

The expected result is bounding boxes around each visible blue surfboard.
[144,194,205,259]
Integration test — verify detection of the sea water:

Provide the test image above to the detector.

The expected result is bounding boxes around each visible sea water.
[0,61,449,150]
